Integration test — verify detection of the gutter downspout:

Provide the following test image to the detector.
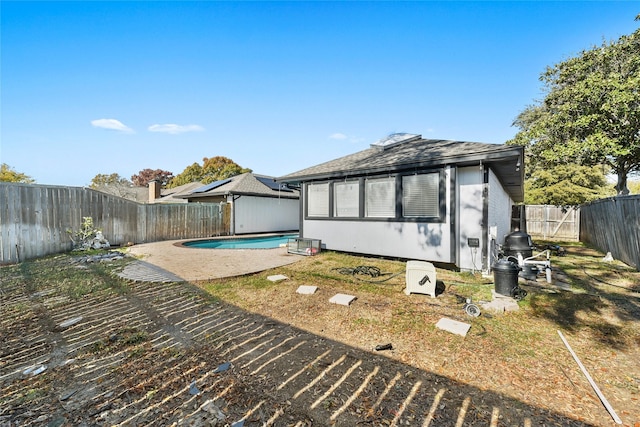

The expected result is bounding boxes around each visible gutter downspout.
[481,164,489,272]
[230,194,241,235]
[449,166,457,267]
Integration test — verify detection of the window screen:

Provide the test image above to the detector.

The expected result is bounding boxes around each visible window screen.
[307,182,329,217]
[402,173,440,217]
[365,177,396,218]
[334,181,359,217]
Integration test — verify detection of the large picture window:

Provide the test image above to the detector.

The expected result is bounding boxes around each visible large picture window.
[365,177,396,218]
[334,181,359,217]
[307,182,329,217]
[402,173,440,218]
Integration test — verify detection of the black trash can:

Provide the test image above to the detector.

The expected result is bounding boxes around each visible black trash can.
[493,258,520,296]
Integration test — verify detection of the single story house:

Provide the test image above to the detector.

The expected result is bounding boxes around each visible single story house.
[150,173,299,235]
[276,134,524,272]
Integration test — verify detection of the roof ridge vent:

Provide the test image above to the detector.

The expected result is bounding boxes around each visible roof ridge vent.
[371,133,421,151]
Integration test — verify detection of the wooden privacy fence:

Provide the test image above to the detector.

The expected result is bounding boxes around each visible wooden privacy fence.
[0,183,230,264]
[525,205,580,241]
[580,195,640,271]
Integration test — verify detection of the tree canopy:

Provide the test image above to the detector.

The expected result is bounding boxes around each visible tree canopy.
[509,19,640,196]
[90,173,132,188]
[524,164,614,206]
[131,168,174,187]
[167,156,251,188]
[0,163,35,183]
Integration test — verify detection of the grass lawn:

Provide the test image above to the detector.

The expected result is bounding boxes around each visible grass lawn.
[1,241,638,425]
[199,241,640,425]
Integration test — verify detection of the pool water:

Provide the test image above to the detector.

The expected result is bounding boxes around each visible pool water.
[183,234,297,249]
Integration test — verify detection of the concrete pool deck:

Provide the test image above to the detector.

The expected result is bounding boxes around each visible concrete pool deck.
[123,238,304,282]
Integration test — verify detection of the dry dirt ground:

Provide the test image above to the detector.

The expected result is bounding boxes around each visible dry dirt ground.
[1,243,639,426]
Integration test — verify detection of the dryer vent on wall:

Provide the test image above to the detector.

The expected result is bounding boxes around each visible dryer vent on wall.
[405,260,437,298]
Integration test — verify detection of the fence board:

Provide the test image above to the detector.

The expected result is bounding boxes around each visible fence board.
[0,183,230,264]
[525,205,580,241]
[580,195,640,271]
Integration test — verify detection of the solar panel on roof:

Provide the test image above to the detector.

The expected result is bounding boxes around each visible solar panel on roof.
[191,178,232,193]
[256,176,293,192]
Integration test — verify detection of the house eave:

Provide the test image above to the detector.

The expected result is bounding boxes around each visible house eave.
[178,191,298,200]
[277,146,524,202]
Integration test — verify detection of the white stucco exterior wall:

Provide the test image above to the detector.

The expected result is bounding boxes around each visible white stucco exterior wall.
[487,168,514,265]
[233,195,299,234]
[456,166,485,271]
[300,165,515,270]
[302,168,453,263]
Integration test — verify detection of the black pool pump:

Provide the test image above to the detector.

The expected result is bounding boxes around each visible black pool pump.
[492,257,527,300]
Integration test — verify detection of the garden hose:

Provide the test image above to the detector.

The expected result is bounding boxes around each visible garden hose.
[332,265,402,283]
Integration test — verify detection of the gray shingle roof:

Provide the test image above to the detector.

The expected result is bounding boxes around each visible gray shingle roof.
[183,173,299,200]
[156,181,204,203]
[277,137,524,201]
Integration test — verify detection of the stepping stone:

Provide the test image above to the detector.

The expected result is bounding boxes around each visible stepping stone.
[435,317,471,337]
[480,291,520,313]
[267,274,288,282]
[329,293,356,306]
[296,285,318,295]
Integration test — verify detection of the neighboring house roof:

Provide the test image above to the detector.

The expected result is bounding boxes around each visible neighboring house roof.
[153,181,205,203]
[178,172,299,200]
[277,134,524,202]
[93,185,149,203]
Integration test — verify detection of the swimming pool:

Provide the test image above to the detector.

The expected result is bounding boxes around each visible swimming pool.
[183,234,298,249]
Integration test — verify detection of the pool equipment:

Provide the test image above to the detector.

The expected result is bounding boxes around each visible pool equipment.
[500,230,552,284]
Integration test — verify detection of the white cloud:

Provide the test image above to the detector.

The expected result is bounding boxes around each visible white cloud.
[91,118,134,133]
[148,124,205,135]
[329,133,348,140]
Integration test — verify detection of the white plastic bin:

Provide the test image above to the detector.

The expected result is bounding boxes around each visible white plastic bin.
[404,260,437,297]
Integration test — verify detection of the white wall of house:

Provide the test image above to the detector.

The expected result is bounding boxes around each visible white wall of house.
[456,166,485,271]
[456,167,514,271]
[302,168,454,263]
[303,220,452,262]
[487,168,514,264]
[301,166,515,270]
[232,195,299,234]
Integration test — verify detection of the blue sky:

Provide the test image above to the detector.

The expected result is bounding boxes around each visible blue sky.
[1,1,638,187]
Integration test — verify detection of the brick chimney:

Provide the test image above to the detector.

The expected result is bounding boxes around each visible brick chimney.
[148,180,161,203]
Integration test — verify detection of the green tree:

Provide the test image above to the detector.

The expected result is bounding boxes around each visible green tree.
[90,173,132,188]
[524,164,614,206]
[0,163,35,183]
[201,156,251,183]
[167,157,251,188]
[509,18,640,195]
[166,162,204,188]
[131,168,174,187]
